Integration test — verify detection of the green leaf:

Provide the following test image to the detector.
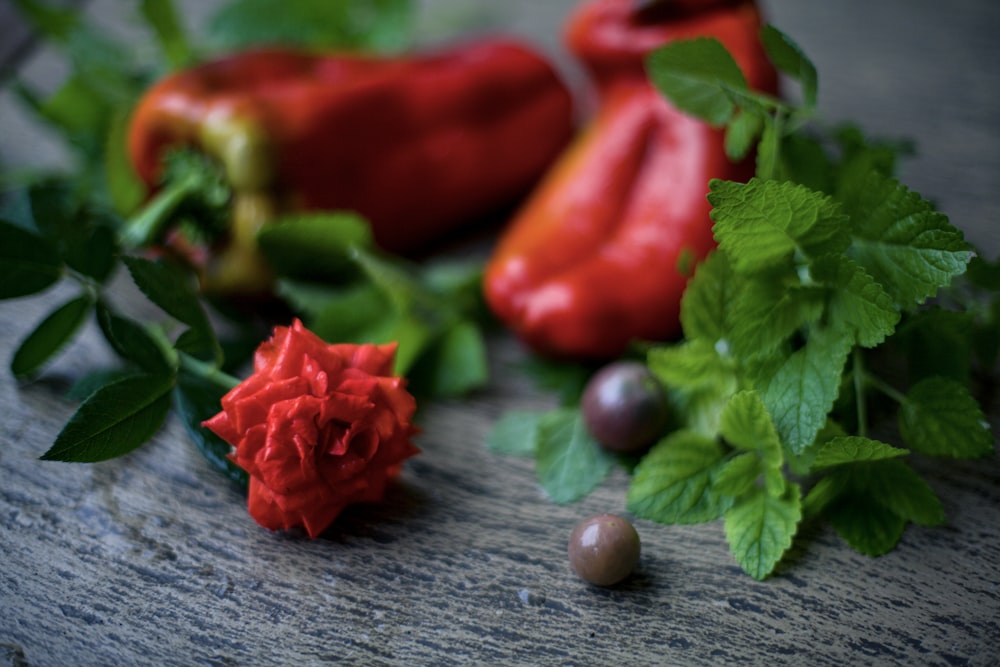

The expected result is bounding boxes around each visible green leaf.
[728,277,824,358]
[679,250,738,342]
[535,408,616,504]
[724,484,801,580]
[174,373,248,488]
[760,25,817,108]
[809,436,908,471]
[810,255,900,347]
[647,338,735,393]
[40,374,174,462]
[96,302,176,375]
[65,368,136,401]
[207,0,414,53]
[709,179,850,274]
[714,452,762,499]
[122,256,220,362]
[407,320,488,398]
[627,430,733,524]
[645,37,749,126]
[899,377,994,458]
[859,460,945,527]
[827,495,905,557]
[719,390,782,460]
[139,0,194,70]
[11,295,93,378]
[896,308,973,383]
[0,220,63,298]
[842,172,973,306]
[724,108,764,162]
[487,409,546,457]
[257,212,374,282]
[759,326,853,455]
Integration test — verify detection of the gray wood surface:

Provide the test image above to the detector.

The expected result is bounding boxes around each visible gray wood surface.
[2,1,999,666]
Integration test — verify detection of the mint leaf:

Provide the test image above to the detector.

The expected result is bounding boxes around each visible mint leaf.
[719,390,782,457]
[645,37,748,126]
[724,108,764,162]
[535,408,616,504]
[759,326,853,454]
[728,277,824,358]
[809,436,908,471]
[487,409,546,457]
[861,460,945,527]
[899,377,994,458]
[40,373,174,462]
[122,256,221,362]
[827,496,906,557]
[714,452,761,498]
[723,484,801,580]
[896,308,973,383]
[709,179,850,274]
[11,295,93,378]
[760,25,817,108]
[627,430,733,524]
[679,250,737,342]
[647,338,735,393]
[0,220,63,299]
[842,173,973,306]
[811,255,899,347]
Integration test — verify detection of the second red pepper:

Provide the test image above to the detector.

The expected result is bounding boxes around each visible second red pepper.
[484,0,778,359]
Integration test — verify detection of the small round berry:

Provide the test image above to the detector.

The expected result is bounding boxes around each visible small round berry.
[568,513,641,586]
[581,360,669,453]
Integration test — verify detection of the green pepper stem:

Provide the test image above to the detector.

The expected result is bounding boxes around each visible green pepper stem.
[178,352,241,392]
[119,174,202,250]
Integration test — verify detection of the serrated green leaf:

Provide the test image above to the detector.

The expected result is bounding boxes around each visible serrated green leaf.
[709,179,850,274]
[679,250,737,342]
[487,409,546,457]
[809,436,908,471]
[647,338,735,393]
[724,484,801,580]
[728,277,824,358]
[40,374,174,462]
[780,132,835,194]
[760,25,817,108]
[0,220,63,299]
[11,295,93,378]
[896,308,973,383]
[899,377,994,458]
[174,373,248,488]
[714,452,761,498]
[257,212,373,282]
[627,430,733,524]
[408,320,488,398]
[96,302,176,375]
[811,255,899,347]
[719,390,783,462]
[827,496,905,557]
[535,408,616,504]
[760,326,853,454]
[755,117,782,181]
[122,255,220,362]
[860,460,945,526]
[724,108,764,162]
[645,37,748,126]
[843,172,972,306]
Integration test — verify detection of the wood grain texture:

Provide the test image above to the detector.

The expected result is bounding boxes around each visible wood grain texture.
[1,1,998,666]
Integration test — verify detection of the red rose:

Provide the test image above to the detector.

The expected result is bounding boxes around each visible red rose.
[203,319,420,537]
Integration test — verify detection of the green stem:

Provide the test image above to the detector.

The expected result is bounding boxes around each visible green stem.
[866,372,908,405]
[118,173,201,249]
[178,352,240,391]
[852,348,869,438]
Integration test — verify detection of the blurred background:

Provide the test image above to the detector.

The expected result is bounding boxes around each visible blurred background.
[2,0,998,252]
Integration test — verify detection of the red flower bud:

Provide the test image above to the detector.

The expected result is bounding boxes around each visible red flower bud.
[203,319,420,537]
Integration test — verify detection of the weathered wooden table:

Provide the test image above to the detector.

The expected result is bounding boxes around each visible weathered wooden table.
[2,1,998,665]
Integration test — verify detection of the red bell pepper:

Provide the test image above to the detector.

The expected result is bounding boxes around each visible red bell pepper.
[127,38,574,293]
[483,0,779,359]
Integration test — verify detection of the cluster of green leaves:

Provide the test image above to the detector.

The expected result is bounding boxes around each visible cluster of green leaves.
[488,26,997,580]
[2,0,490,473]
[0,179,248,482]
[260,212,491,398]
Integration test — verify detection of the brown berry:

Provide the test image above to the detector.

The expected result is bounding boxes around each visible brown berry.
[568,513,641,586]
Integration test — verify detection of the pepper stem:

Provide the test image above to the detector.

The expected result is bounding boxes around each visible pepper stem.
[119,173,203,250]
